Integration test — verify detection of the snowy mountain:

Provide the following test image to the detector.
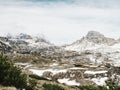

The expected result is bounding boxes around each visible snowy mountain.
[1,31,120,66]
[1,32,120,87]
[86,31,116,45]
[0,33,78,60]
[64,31,119,52]
[0,33,55,54]
[64,31,120,66]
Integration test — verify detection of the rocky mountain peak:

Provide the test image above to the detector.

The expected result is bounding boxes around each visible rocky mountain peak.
[86,31,104,40]
[0,36,8,42]
[34,36,50,44]
[15,33,32,39]
[85,31,116,45]
[85,31,105,43]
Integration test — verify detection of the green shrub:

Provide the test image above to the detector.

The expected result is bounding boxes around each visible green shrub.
[0,54,27,89]
[43,83,64,90]
[26,78,37,90]
[78,84,120,90]
[29,74,50,81]
[79,85,99,90]
[79,85,109,90]
[106,81,120,90]
[0,54,38,90]
[0,54,37,90]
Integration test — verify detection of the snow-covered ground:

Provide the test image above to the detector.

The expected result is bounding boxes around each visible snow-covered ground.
[29,67,89,76]
[65,40,120,54]
[91,77,108,86]
[84,70,108,86]
[29,69,68,76]
[65,39,101,52]
[64,32,120,66]
[58,78,80,86]
[84,70,107,75]
[29,68,109,86]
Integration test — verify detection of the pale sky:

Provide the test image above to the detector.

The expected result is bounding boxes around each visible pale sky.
[0,0,120,45]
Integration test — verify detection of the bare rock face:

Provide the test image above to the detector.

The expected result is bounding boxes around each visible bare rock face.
[3,33,54,54]
[85,31,116,45]
[69,30,116,46]
[15,33,32,39]
[86,31,105,44]
[64,30,117,53]
[0,38,12,53]
[0,37,8,42]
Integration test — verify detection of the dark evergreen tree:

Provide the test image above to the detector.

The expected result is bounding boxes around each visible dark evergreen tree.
[0,54,27,89]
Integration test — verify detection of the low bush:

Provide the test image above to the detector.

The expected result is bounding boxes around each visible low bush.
[79,85,108,90]
[0,54,37,90]
[29,74,50,81]
[78,83,120,90]
[0,54,27,89]
[26,78,37,90]
[43,83,64,90]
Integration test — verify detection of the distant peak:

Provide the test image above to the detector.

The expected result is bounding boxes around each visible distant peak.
[85,31,107,44]
[86,31,104,39]
[15,33,32,39]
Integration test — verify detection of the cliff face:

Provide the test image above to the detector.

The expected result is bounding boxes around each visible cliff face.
[86,31,116,45]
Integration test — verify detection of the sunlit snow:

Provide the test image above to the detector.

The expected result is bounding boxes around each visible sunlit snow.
[58,78,80,86]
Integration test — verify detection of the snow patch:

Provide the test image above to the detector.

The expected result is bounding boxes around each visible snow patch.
[29,69,67,76]
[58,78,80,86]
[84,70,107,75]
[92,77,108,86]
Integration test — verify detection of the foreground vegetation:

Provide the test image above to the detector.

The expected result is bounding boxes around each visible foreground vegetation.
[0,54,36,90]
[0,54,120,90]
[78,82,120,90]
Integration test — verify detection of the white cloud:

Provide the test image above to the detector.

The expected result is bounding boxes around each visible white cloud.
[0,0,120,45]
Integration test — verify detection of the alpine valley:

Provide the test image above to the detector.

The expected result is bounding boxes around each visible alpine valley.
[1,31,120,90]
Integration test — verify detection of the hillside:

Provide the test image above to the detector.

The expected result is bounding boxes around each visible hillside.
[0,32,120,90]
